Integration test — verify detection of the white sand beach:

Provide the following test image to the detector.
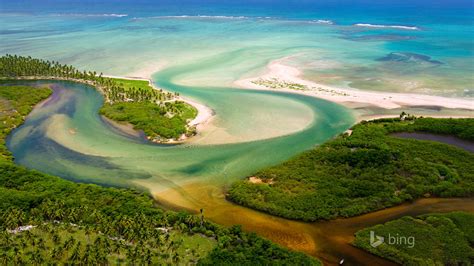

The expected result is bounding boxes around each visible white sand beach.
[103,74,215,131]
[234,57,474,114]
[106,57,473,142]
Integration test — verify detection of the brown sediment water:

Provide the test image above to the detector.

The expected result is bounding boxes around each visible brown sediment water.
[154,182,474,266]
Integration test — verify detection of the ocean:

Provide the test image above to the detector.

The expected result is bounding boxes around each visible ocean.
[1,0,473,97]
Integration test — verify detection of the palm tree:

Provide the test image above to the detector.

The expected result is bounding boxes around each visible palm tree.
[13,251,24,265]
[172,251,180,263]
[1,232,12,246]
[3,208,25,229]
[144,249,153,265]
[69,243,81,263]
[24,230,33,242]
[85,227,92,244]
[19,238,27,249]
[37,237,45,250]
[200,208,205,227]
[29,249,44,266]
[81,244,92,265]
[0,251,9,265]
[63,236,75,258]
[52,233,61,245]
[51,246,64,261]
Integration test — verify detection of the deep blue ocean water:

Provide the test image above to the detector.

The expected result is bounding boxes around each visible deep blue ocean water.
[2,0,473,22]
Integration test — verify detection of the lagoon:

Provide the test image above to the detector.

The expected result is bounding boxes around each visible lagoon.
[3,0,474,264]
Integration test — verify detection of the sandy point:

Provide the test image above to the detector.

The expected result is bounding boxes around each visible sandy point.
[234,57,474,119]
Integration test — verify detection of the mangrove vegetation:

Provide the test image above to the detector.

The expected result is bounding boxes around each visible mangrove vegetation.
[353,211,474,265]
[228,117,474,221]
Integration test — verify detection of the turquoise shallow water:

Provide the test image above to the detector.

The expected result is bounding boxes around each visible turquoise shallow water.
[1,0,473,97]
[6,76,353,192]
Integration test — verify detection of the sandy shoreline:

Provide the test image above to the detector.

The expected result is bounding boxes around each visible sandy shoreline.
[234,57,474,121]
[107,56,472,142]
[103,74,215,136]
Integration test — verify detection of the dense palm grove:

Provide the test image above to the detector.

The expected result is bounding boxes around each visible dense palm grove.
[354,212,474,265]
[100,100,197,140]
[0,84,319,265]
[0,54,175,103]
[228,117,474,221]
[0,55,197,140]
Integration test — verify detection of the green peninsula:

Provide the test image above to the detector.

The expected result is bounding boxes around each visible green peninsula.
[228,117,474,221]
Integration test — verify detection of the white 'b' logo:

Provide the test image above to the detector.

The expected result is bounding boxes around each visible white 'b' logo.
[370,231,384,248]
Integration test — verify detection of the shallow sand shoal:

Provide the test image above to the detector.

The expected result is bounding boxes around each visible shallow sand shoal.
[234,57,474,118]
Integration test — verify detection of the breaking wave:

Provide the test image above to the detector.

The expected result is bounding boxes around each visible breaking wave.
[51,13,128,18]
[354,23,419,30]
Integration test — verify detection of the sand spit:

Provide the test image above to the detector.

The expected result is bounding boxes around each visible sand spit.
[234,58,474,116]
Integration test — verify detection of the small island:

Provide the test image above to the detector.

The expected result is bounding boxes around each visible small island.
[0,55,198,143]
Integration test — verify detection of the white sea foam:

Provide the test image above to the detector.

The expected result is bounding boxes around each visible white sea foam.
[52,13,128,18]
[131,15,336,25]
[354,23,419,30]
[145,15,248,20]
[312,19,334,25]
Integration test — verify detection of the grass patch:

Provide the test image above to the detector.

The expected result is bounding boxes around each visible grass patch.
[111,78,153,91]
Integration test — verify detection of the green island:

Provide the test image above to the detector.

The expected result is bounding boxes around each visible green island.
[228,116,474,221]
[0,84,319,264]
[353,211,474,265]
[0,55,197,142]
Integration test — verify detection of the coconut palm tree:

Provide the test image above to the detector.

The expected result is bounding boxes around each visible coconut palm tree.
[29,249,44,266]
[69,243,81,263]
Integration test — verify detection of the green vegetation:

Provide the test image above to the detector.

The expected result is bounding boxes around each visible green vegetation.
[100,101,197,140]
[228,117,474,221]
[0,85,52,161]
[0,54,197,141]
[353,212,474,265]
[0,84,319,265]
[2,222,215,265]
[100,77,198,141]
